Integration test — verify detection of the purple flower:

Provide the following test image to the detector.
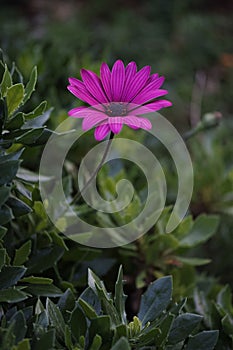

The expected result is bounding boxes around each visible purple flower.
[67,60,172,141]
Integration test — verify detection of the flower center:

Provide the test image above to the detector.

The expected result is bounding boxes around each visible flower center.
[105,102,128,117]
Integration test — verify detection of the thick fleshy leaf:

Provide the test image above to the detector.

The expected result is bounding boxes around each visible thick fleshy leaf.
[0,64,12,97]
[81,69,108,103]
[0,160,20,185]
[185,331,219,350]
[0,287,28,303]
[24,66,37,103]
[100,62,112,100]
[138,276,172,326]
[6,83,25,116]
[124,66,151,101]
[108,117,123,133]
[111,60,125,101]
[94,123,110,141]
[0,266,26,289]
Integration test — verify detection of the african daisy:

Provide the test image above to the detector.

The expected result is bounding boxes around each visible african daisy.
[68,60,172,141]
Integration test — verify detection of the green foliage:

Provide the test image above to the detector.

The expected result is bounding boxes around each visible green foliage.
[0,1,232,346]
[0,267,219,349]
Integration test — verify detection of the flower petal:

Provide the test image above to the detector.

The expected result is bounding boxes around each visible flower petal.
[108,117,123,134]
[124,66,151,102]
[67,85,100,106]
[81,69,108,103]
[82,112,108,131]
[111,60,125,101]
[94,124,111,141]
[140,118,152,130]
[127,99,172,115]
[147,73,159,83]
[123,116,142,129]
[121,61,137,101]
[68,106,89,117]
[100,62,112,100]
[131,76,165,104]
[145,100,172,111]
[131,89,168,105]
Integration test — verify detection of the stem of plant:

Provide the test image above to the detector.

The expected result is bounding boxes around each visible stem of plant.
[70,131,115,205]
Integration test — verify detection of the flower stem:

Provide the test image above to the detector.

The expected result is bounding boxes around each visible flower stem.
[71,132,114,205]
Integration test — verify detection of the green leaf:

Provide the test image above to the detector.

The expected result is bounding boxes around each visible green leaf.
[0,64,12,97]
[114,265,127,324]
[78,298,98,319]
[0,249,6,271]
[89,334,102,350]
[156,313,175,347]
[13,241,32,266]
[24,100,47,119]
[20,276,52,284]
[180,215,219,248]
[58,289,76,320]
[0,186,11,206]
[16,168,50,182]
[10,310,27,344]
[70,305,87,341]
[113,324,128,343]
[88,269,120,325]
[0,287,28,302]
[111,337,131,350]
[5,112,25,130]
[0,148,24,162]
[89,315,113,350]
[186,331,219,350]
[79,287,101,315]
[0,98,8,132]
[26,246,64,274]
[168,313,203,345]
[217,285,233,314]
[0,204,13,224]
[33,329,55,350]
[137,327,161,347]
[138,276,172,326]
[6,83,24,116]
[0,266,26,289]
[222,314,233,335]
[0,226,7,239]
[13,338,30,350]
[22,108,52,129]
[0,160,20,185]
[48,230,69,251]
[25,283,62,297]
[16,128,44,145]
[128,316,142,338]
[7,196,32,217]
[24,66,37,103]
[176,257,211,266]
[0,322,15,349]
[64,325,73,350]
[46,298,65,341]
[35,298,45,314]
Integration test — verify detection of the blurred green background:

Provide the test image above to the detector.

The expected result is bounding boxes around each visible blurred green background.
[1,0,233,285]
